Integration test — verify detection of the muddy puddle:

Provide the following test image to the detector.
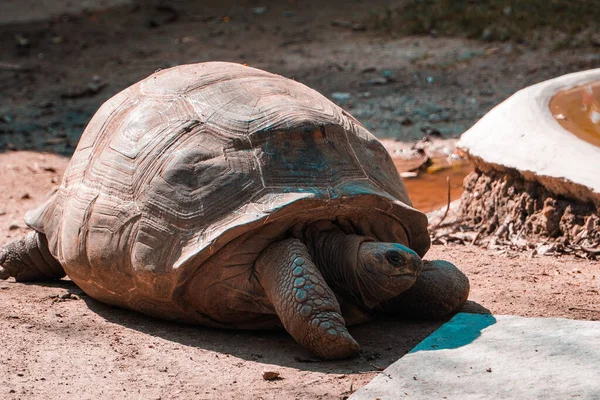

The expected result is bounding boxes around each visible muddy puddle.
[550,81,600,148]
[394,157,472,213]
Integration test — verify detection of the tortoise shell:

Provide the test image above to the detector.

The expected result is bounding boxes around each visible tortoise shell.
[25,62,429,323]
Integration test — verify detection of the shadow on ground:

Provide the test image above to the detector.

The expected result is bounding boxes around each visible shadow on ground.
[29,279,491,374]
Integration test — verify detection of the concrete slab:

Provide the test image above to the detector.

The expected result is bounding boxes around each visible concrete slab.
[457,69,600,206]
[351,313,600,400]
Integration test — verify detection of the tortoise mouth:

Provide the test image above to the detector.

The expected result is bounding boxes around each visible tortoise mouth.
[388,271,419,278]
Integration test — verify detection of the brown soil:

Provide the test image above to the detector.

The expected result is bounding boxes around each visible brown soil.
[460,168,600,256]
[1,1,600,399]
[2,153,599,399]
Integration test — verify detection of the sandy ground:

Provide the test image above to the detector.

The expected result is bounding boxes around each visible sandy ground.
[1,1,599,399]
[1,153,598,400]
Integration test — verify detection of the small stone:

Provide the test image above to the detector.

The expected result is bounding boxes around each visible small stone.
[368,77,388,85]
[330,20,365,31]
[252,7,268,15]
[262,370,280,381]
[537,244,555,256]
[60,292,79,300]
[15,34,29,48]
[398,117,413,126]
[381,70,394,79]
[486,367,492,373]
[481,27,494,41]
[331,92,351,103]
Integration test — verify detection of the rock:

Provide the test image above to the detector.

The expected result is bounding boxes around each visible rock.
[397,116,413,126]
[421,127,443,139]
[381,70,394,81]
[262,370,281,381]
[8,223,23,230]
[536,244,556,256]
[60,293,79,300]
[330,20,366,31]
[331,92,351,103]
[457,70,600,247]
[481,27,494,41]
[252,7,268,15]
[367,77,388,85]
[458,69,600,207]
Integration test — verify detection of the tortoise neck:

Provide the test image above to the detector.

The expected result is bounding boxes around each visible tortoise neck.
[304,225,374,308]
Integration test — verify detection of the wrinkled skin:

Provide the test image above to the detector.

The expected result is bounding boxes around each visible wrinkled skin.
[254,229,469,360]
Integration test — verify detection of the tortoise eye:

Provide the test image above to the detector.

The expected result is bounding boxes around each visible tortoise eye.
[385,251,404,266]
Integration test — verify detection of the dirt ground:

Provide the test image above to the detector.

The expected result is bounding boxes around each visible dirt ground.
[1,1,599,399]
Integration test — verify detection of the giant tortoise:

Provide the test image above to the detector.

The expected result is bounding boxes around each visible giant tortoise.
[0,62,469,359]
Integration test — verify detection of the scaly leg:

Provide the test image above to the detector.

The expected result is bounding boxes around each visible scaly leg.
[0,231,65,282]
[254,238,359,360]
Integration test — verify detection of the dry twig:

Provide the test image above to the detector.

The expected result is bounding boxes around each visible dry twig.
[432,176,451,230]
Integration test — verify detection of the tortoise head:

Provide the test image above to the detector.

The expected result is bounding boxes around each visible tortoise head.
[355,242,423,306]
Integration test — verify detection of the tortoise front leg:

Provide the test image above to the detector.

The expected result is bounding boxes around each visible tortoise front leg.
[255,238,359,360]
[377,260,470,319]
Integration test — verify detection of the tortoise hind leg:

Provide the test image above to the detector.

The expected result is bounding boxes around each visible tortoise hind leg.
[254,238,359,360]
[0,231,65,282]
[377,260,470,319]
